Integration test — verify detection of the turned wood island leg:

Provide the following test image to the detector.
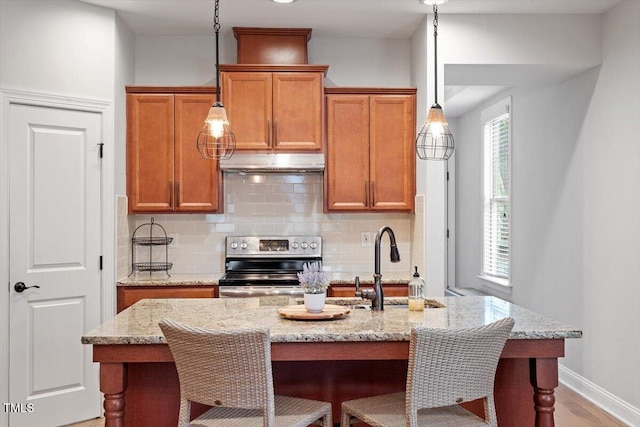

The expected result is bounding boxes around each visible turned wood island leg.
[530,358,559,427]
[100,363,128,427]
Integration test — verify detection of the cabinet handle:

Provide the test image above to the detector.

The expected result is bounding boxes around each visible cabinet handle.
[175,180,180,208]
[169,181,173,208]
[274,119,278,147]
[365,181,369,207]
[372,181,376,207]
[267,118,271,147]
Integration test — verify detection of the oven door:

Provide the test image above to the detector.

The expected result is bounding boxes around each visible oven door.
[218,285,304,298]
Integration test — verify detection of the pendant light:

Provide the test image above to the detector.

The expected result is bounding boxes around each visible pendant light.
[196,0,236,160]
[416,2,454,161]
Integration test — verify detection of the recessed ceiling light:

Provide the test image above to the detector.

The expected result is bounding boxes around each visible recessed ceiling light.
[419,0,448,5]
[272,0,297,3]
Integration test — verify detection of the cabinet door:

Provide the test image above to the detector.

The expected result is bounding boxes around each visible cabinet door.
[127,94,175,212]
[325,95,370,211]
[222,72,272,150]
[369,96,415,212]
[272,72,323,151]
[174,94,222,212]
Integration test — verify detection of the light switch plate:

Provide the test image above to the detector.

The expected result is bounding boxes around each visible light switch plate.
[361,232,371,248]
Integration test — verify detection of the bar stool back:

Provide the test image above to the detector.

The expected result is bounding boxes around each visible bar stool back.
[341,317,515,427]
[159,319,332,427]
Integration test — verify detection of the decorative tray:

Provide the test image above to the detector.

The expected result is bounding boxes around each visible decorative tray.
[278,304,350,320]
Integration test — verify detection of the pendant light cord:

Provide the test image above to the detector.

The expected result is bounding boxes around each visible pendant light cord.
[432,4,439,105]
[214,0,221,103]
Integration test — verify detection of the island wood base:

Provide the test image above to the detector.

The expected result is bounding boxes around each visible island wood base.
[93,339,562,427]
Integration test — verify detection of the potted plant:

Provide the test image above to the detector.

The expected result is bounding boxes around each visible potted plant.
[297,262,330,312]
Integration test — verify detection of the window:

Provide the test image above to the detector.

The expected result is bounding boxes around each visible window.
[481,97,511,286]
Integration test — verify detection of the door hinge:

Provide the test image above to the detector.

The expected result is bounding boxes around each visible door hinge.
[99,256,103,270]
[98,143,104,159]
[447,229,450,238]
[446,171,449,181]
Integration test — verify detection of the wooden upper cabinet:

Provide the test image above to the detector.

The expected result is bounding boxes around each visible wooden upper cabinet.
[127,94,174,212]
[325,88,416,213]
[221,72,272,150]
[325,95,370,210]
[127,87,222,214]
[369,95,416,211]
[272,73,323,150]
[174,94,221,211]
[220,65,327,152]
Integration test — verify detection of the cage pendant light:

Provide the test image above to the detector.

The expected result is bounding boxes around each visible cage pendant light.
[416,4,454,161]
[196,0,236,160]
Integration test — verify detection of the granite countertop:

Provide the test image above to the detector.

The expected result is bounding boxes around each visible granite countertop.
[82,296,582,345]
[117,273,222,286]
[117,273,409,287]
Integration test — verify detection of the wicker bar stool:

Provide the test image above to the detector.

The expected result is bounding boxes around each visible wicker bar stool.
[159,319,332,427]
[340,317,514,427]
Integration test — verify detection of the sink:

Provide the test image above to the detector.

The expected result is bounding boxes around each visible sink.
[327,297,445,309]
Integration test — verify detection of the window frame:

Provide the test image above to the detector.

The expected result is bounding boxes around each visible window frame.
[479,96,512,291]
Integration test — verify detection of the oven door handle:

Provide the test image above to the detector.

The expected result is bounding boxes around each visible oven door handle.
[219,287,305,298]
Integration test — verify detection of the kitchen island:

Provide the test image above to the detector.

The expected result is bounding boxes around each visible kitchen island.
[82,296,581,427]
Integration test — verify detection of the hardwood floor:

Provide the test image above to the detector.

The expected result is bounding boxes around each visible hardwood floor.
[554,385,628,426]
[66,384,629,427]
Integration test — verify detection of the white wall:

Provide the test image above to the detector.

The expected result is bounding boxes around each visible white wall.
[134,34,411,87]
[452,3,640,423]
[0,0,131,419]
[311,38,410,87]
[0,0,115,99]
[442,13,601,67]
[114,14,135,195]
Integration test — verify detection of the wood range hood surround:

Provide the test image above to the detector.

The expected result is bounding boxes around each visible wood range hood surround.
[233,27,313,65]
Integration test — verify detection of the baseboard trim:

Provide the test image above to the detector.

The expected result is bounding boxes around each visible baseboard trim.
[559,364,640,426]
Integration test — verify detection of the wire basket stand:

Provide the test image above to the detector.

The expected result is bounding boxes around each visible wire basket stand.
[129,217,173,277]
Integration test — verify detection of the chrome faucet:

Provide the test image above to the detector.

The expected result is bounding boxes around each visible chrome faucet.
[355,226,400,311]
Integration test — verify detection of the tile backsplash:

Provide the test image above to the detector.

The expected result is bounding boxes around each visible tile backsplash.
[124,174,422,280]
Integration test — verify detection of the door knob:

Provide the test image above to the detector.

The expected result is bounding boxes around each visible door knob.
[14,282,40,293]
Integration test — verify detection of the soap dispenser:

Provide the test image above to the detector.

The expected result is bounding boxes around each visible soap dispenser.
[408,266,425,311]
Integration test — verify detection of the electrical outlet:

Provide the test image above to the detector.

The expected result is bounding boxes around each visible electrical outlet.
[361,232,371,248]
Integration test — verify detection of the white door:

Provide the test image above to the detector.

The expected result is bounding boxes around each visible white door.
[8,103,102,427]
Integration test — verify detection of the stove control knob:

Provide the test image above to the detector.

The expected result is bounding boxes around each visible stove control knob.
[230,242,238,249]
[291,242,299,249]
[240,241,248,249]
[301,242,309,249]
[310,242,318,249]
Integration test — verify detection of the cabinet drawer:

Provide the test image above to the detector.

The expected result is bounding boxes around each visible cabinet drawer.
[117,286,218,313]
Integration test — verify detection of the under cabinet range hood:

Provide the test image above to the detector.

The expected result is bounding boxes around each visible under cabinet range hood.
[219,153,325,173]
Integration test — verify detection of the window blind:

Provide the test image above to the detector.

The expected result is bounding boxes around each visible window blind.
[482,100,511,280]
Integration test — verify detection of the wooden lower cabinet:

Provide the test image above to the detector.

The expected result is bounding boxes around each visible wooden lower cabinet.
[328,283,408,297]
[117,286,218,313]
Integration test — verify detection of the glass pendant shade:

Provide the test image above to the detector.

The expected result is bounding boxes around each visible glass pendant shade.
[416,103,454,161]
[196,102,236,160]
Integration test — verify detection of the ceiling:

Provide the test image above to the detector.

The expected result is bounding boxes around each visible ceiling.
[80,0,620,39]
[80,0,618,117]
